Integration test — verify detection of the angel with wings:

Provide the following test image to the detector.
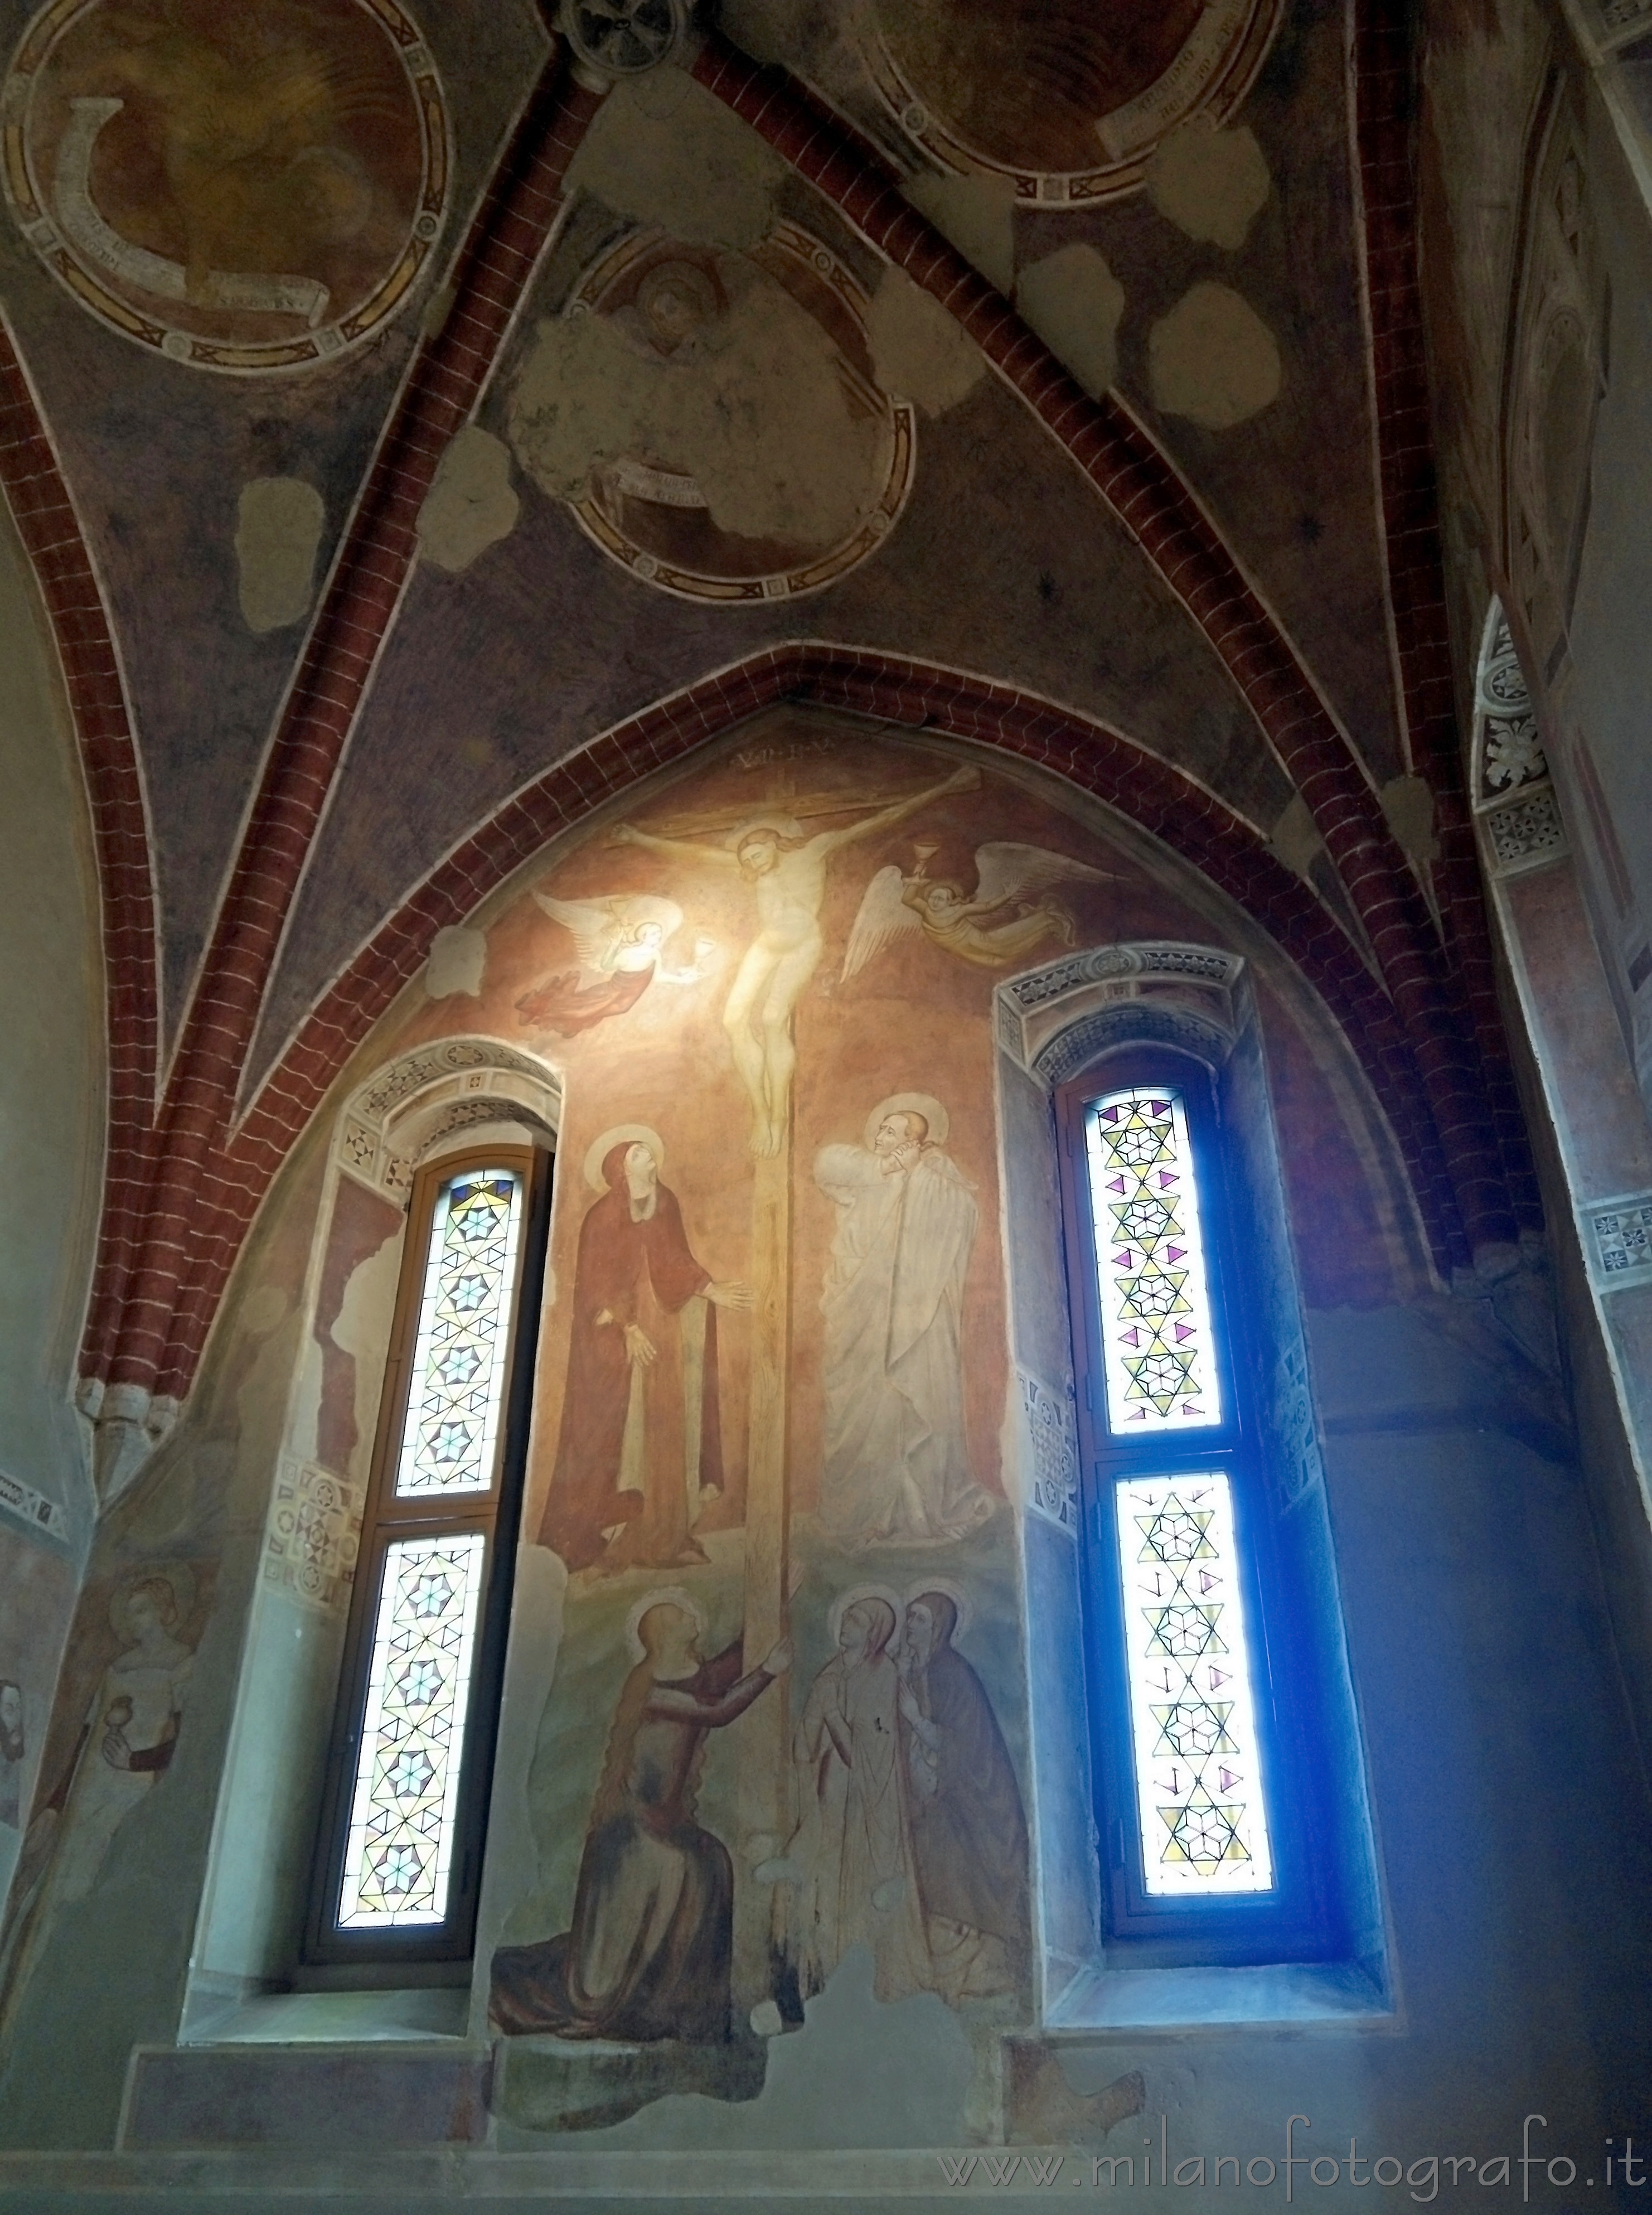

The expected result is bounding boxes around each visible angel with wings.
[840,842,1117,983]
[515,891,716,1037]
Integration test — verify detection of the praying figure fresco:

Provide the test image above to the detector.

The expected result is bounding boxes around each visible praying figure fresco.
[898,1589,1029,2001]
[489,1595,789,2042]
[782,1591,931,2003]
[815,1097,992,1548]
[538,1130,750,1574]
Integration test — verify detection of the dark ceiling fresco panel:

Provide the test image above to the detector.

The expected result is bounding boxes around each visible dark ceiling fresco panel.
[0,0,547,1041]
[245,345,1275,1097]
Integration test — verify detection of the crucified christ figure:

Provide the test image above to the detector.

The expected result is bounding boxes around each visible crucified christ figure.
[611,763,980,1154]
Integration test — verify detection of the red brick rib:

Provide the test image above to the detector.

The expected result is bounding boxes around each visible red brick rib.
[0,318,158,1381]
[144,644,1457,1392]
[1350,0,1539,1231]
[106,48,608,1395]
[689,30,1511,1261]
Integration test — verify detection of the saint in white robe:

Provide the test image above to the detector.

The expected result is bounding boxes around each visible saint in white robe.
[813,1141,992,1547]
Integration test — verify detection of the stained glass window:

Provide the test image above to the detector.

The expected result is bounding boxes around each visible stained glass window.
[1085,1087,1221,1433]
[337,1531,487,1928]
[394,1168,524,1497]
[1115,1472,1273,1895]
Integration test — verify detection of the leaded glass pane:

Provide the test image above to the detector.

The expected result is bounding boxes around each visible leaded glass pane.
[1086,1087,1222,1433]
[1114,1472,1273,1895]
[394,1168,523,1497]
[337,1531,486,1928]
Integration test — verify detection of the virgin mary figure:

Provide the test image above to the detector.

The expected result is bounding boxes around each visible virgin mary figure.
[539,1127,750,1573]
[489,1598,789,2042]
[782,1593,932,2003]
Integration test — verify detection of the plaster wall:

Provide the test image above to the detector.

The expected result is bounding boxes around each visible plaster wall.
[0,491,104,1921]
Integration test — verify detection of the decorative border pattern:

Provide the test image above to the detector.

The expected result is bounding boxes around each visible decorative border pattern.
[1582,1191,1652,1289]
[1471,610,1567,878]
[0,1465,70,1545]
[1018,1369,1078,1535]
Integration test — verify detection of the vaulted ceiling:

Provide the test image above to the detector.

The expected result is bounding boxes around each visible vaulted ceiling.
[0,0,1537,1430]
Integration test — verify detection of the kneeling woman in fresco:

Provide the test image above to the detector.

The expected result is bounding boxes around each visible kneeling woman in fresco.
[490,1600,789,2042]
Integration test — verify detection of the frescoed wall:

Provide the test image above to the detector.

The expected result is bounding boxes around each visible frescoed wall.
[283,714,1404,2125]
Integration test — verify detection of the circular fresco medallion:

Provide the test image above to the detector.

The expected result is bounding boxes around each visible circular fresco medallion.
[2,0,449,374]
[862,0,1282,205]
[548,223,914,606]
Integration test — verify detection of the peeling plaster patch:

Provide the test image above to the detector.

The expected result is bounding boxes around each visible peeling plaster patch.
[235,477,323,633]
[568,71,788,252]
[1380,773,1440,864]
[1014,244,1125,400]
[425,924,487,1000]
[866,264,985,416]
[508,279,884,545]
[903,169,1016,294]
[331,1232,404,1488]
[1149,282,1281,429]
[1146,116,1271,250]
[418,427,520,573]
[1270,792,1323,877]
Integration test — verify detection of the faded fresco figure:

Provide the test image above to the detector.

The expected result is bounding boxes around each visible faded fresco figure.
[490,1599,790,2041]
[609,764,977,1154]
[898,1590,1029,2001]
[782,1595,932,2003]
[814,1096,993,1547]
[0,1570,195,2029]
[515,889,716,1038]
[539,1129,750,1574]
[0,1681,23,1830]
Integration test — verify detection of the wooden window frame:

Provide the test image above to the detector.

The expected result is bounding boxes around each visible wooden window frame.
[303,1140,553,1971]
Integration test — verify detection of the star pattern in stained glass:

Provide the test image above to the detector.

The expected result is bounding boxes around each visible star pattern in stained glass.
[336,1532,487,1930]
[1086,1089,1221,1433]
[1114,1476,1273,1895]
[387,1747,436,1800]
[1161,1787,1249,1873]
[394,1169,524,1497]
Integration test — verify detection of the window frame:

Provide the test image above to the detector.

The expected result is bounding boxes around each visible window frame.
[1054,1043,1338,1966]
[302,1139,553,1971]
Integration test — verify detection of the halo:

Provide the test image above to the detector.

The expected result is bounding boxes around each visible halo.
[110,1561,196,1643]
[729,814,804,849]
[584,1124,665,1192]
[624,1586,706,1662]
[865,1092,949,1152]
[902,1576,972,1641]
[826,1581,904,1648]
[637,259,719,332]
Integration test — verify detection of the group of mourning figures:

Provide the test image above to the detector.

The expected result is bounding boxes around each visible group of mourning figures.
[490,1587,1029,2042]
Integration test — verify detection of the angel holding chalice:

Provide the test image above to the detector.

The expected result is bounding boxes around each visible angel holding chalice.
[840,839,1118,983]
